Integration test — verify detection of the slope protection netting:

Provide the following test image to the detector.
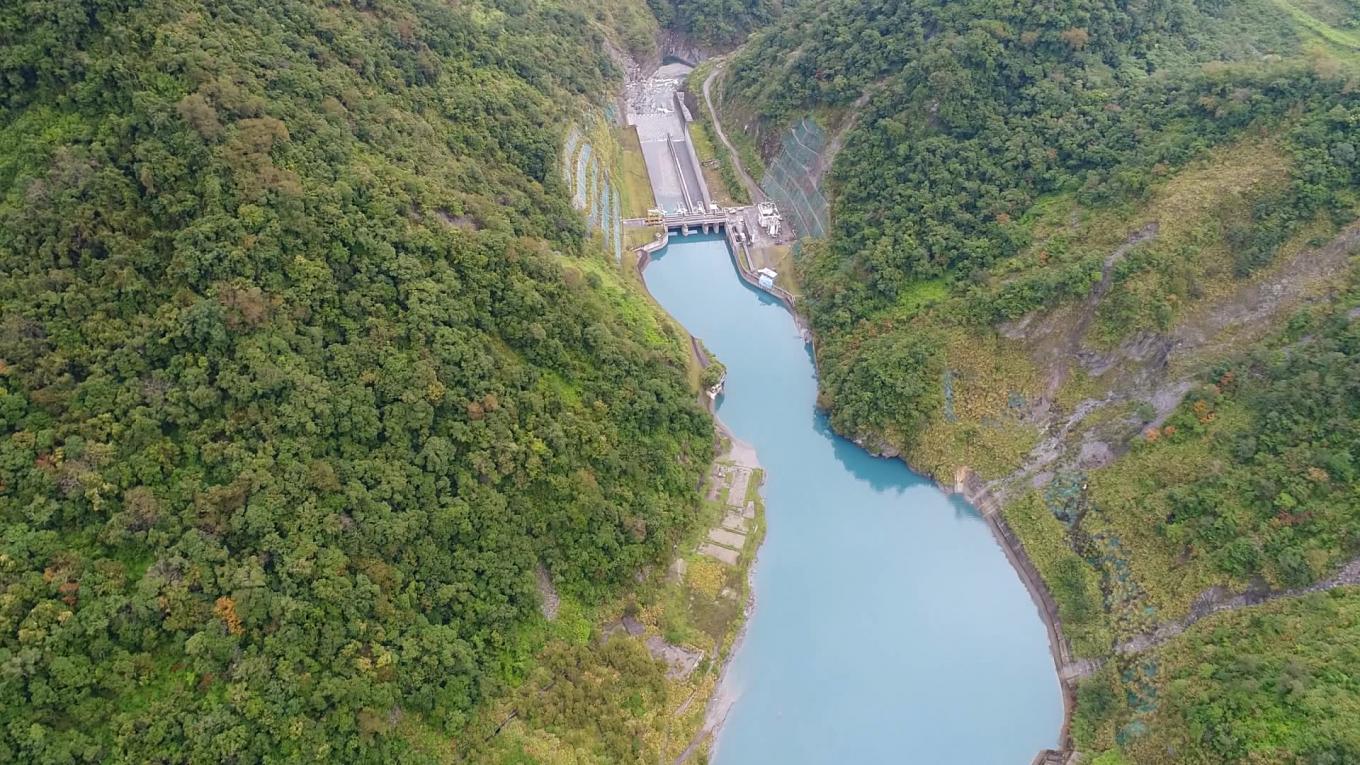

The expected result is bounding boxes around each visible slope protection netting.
[760,117,830,238]
[573,143,593,210]
[587,156,602,228]
[598,178,621,264]
[612,191,622,263]
[562,127,582,183]
[563,124,624,262]
[941,371,958,422]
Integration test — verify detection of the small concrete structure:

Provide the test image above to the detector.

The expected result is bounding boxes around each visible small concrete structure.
[756,267,778,289]
[725,467,751,508]
[706,371,727,401]
[698,543,740,565]
[757,202,782,237]
[674,91,695,123]
[707,528,747,549]
[721,512,749,533]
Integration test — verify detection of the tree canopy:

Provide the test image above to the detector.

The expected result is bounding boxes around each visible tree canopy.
[716,0,1360,761]
[646,0,779,48]
[0,1,710,761]
[719,0,1357,453]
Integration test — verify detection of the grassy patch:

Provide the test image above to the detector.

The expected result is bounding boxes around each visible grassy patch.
[747,243,801,297]
[1005,492,1111,657]
[912,417,1039,482]
[1053,367,1104,413]
[690,119,744,206]
[1272,0,1360,55]
[568,256,674,352]
[885,279,949,322]
[624,225,663,251]
[905,328,1042,480]
[1084,405,1252,617]
[1089,134,1295,345]
[616,125,656,218]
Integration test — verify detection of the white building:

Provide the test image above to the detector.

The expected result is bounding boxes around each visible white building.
[756,267,778,289]
[756,202,782,237]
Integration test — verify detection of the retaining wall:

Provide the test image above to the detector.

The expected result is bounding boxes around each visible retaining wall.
[957,467,1075,764]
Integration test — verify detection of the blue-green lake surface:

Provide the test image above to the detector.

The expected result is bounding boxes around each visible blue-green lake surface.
[644,235,1063,764]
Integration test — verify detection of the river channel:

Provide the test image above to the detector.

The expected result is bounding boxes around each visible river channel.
[643,235,1062,763]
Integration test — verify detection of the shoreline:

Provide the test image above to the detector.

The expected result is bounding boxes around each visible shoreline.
[954,469,1076,764]
[675,416,762,765]
[636,236,1073,763]
[684,69,1078,761]
[636,241,764,764]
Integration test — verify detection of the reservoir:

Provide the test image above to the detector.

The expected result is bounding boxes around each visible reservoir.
[643,235,1063,763]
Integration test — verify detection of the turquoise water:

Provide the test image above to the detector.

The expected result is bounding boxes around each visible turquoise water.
[644,236,1062,764]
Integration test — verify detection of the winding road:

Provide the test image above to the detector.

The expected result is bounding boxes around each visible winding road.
[700,62,766,204]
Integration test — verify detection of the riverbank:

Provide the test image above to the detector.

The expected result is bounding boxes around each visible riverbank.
[635,241,770,764]
[464,388,768,762]
[692,65,1078,764]
[640,235,1060,762]
[955,469,1078,764]
[626,214,775,765]
[673,423,765,764]
[666,435,768,765]
[641,229,1073,764]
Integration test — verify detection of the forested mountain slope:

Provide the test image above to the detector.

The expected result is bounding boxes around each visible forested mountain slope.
[715,0,1360,760]
[0,1,710,761]
[646,0,781,48]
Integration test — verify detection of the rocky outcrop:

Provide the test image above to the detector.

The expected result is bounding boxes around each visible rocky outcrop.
[535,565,560,620]
[1113,556,1360,657]
[658,29,712,67]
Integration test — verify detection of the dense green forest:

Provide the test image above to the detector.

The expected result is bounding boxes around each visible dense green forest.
[0,1,711,761]
[724,0,1356,327]
[715,0,1360,761]
[720,0,1358,498]
[1119,289,1360,591]
[646,0,780,47]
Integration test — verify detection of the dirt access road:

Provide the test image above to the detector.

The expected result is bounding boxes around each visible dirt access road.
[700,61,766,204]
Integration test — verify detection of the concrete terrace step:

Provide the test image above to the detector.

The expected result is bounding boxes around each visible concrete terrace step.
[720,513,749,533]
[698,543,739,565]
[725,467,751,508]
[707,527,747,550]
